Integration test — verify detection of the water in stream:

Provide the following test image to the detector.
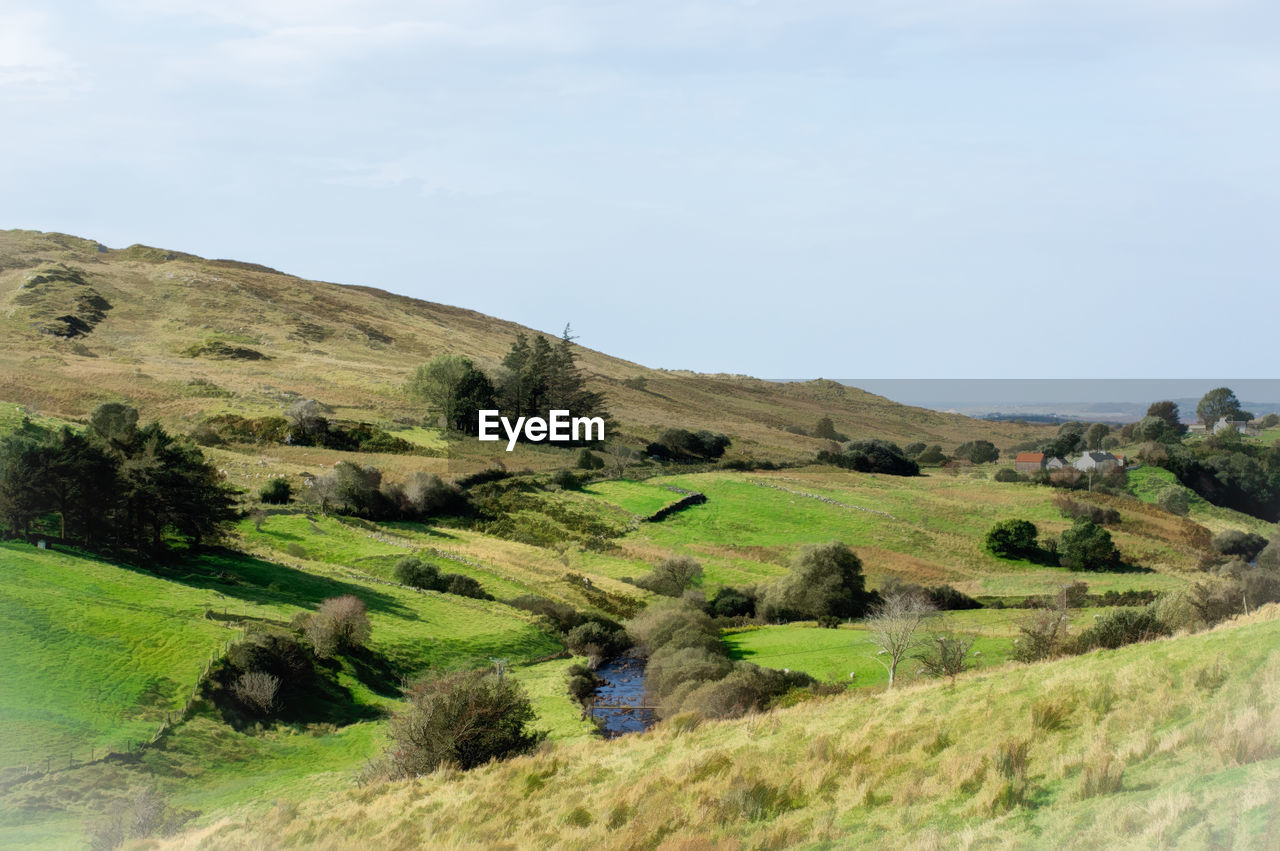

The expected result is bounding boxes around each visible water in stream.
[590,654,656,737]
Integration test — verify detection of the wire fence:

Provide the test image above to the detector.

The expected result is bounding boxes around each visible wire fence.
[2,626,244,789]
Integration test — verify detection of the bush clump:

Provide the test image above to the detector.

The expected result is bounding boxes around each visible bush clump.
[1069,606,1169,652]
[301,595,372,659]
[760,541,874,621]
[630,555,703,597]
[258,478,292,505]
[387,670,544,776]
[816,439,920,476]
[394,557,493,600]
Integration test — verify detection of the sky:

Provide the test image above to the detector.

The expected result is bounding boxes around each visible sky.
[2,1,1278,378]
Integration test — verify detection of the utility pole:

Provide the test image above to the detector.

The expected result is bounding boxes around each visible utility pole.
[489,657,508,681]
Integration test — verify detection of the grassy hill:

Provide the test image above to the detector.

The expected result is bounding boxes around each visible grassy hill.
[0,229,1047,464]
[2,229,1275,848]
[163,608,1280,849]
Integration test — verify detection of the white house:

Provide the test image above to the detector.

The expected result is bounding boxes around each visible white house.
[1074,451,1120,474]
[1213,417,1259,436]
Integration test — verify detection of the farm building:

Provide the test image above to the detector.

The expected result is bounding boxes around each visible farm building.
[1014,453,1067,474]
[1074,451,1120,474]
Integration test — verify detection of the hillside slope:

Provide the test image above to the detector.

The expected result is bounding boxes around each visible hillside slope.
[0,229,1046,455]
[167,609,1280,849]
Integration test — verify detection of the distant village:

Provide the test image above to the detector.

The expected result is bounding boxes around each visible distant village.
[1015,416,1263,476]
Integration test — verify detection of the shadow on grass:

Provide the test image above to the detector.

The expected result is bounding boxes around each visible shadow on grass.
[164,547,416,619]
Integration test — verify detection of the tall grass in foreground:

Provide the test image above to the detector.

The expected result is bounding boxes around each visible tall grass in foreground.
[167,606,1280,850]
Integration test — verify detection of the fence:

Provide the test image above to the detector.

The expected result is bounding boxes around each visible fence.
[1,624,244,790]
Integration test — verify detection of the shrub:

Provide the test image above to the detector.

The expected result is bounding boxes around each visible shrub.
[706,586,756,618]
[1212,530,1269,561]
[259,478,292,505]
[817,439,920,476]
[565,620,631,658]
[387,670,544,775]
[954,440,999,464]
[576,448,605,470]
[1157,487,1190,516]
[916,445,947,465]
[1070,606,1169,652]
[551,469,581,490]
[1012,609,1070,662]
[993,468,1021,483]
[233,671,281,717]
[395,557,442,589]
[984,519,1040,561]
[633,555,703,597]
[913,632,975,684]
[303,595,371,659]
[760,541,872,621]
[1059,519,1120,571]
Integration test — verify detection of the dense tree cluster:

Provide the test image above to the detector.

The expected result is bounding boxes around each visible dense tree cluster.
[645,428,731,462]
[629,598,814,719]
[0,404,238,557]
[816,439,920,476]
[953,440,999,464]
[406,327,610,441]
[308,464,464,521]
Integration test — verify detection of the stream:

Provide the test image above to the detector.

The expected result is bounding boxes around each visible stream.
[589,654,656,737]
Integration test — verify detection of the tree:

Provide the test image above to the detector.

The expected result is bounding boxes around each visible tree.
[1084,423,1110,451]
[1058,518,1119,571]
[387,669,543,776]
[762,541,873,621]
[916,445,946,465]
[867,591,936,688]
[1197,387,1246,427]
[984,519,1040,560]
[636,555,703,597]
[1146,401,1186,436]
[406,355,475,431]
[285,399,329,445]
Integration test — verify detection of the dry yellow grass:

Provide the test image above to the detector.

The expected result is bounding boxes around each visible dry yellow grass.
[0,229,1049,458]
[160,608,1280,850]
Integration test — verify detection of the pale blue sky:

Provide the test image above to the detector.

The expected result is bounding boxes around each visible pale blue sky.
[3,1,1277,377]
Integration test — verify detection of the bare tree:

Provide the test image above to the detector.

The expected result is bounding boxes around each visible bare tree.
[866,591,936,688]
[233,671,281,716]
[608,443,635,478]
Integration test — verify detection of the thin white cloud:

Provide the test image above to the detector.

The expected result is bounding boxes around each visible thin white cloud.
[0,7,79,94]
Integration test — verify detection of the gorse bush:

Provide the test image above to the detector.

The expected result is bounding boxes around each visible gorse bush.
[1053,494,1120,526]
[387,669,544,776]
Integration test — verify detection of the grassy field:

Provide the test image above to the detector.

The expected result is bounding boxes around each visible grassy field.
[164,607,1280,849]
[606,469,1203,597]
[722,608,1117,687]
